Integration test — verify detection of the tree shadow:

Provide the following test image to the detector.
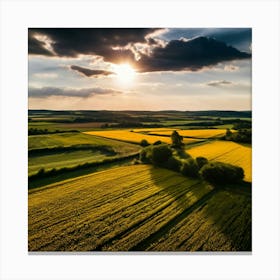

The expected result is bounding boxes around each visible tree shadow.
[132,165,251,252]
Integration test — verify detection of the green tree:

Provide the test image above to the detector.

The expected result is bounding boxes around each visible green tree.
[150,144,172,166]
[140,139,149,147]
[225,128,232,139]
[200,162,244,185]
[171,130,184,149]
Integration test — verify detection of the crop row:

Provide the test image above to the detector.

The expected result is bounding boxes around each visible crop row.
[29,164,251,251]
[29,165,211,251]
[147,190,251,251]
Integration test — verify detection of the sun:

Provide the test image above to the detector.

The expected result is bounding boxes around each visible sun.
[114,64,136,84]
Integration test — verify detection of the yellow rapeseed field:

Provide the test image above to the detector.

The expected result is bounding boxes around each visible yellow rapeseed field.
[133,128,178,132]
[84,130,200,145]
[29,165,211,251]
[29,164,251,251]
[187,141,252,182]
[145,129,227,138]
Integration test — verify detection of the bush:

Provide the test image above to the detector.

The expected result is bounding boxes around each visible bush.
[163,156,182,172]
[196,157,208,169]
[150,144,172,166]
[140,144,172,166]
[171,130,184,149]
[140,139,150,147]
[139,146,152,163]
[131,158,140,165]
[153,140,162,146]
[200,162,244,185]
[174,149,191,160]
[180,158,199,177]
[37,168,45,176]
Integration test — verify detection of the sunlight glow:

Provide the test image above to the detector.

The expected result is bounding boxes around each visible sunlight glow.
[114,64,135,84]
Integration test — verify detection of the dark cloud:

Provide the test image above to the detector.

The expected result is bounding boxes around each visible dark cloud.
[210,29,252,53]
[70,65,115,77]
[161,28,252,53]
[206,80,233,87]
[28,28,160,62]
[29,86,122,98]
[28,29,251,73]
[28,32,54,56]
[137,37,251,72]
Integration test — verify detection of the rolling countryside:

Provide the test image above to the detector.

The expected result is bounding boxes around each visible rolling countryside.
[28,110,252,252]
[28,27,252,253]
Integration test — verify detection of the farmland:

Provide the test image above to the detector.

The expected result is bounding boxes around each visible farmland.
[186,141,252,182]
[28,109,252,252]
[138,128,227,139]
[29,165,251,251]
[29,132,140,176]
[84,130,202,145]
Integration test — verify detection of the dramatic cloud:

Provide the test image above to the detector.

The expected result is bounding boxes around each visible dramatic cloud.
[28,29,251,73]
[29,86,123,98]
[28,28,160,62]
[161,28,252,53]
[70,65,114,77]
[28,32,54,56]
[137,37,251,72]
[206,80,233,87]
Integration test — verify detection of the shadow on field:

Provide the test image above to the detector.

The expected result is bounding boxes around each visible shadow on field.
[200,181,252,251]
[132,166,252,252]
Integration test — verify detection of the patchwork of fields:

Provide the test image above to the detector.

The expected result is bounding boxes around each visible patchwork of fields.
[186,141,252,182]
[29,165,251,251]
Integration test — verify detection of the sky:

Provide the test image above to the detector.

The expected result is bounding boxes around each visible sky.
[28,28,252,111]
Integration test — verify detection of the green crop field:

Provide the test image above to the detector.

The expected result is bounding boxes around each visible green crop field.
[29,132,139,151]
[28,164,251,251]
[28,132,140,176]
[29,149,115,176]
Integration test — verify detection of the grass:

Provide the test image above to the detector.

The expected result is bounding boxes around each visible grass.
[28,121,66,132]
[214,124,234,129]
[29,164,251,251]
[29,149,113,176]
[29,132,138,151]
[28,132,140,176]
[84,130,200,145]
[28,155,137,189]
[186,140,252,182]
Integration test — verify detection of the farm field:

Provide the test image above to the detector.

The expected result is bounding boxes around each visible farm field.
[141,128,227,139]
[187,140,252,182]
[28,132,140,176]
[84,130,202,145]
[29,149,115,176]
[28,164,251,251]
[27,26,253,256]
[29,132,138,151]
